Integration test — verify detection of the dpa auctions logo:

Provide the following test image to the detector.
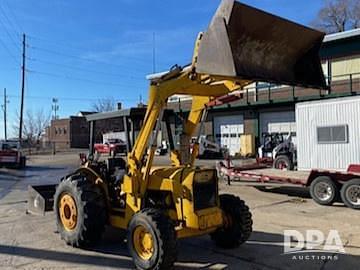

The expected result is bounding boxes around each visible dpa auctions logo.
[283,230,346,260]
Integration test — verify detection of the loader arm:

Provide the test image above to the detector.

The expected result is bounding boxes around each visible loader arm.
[127,67,246,196]
[125,0,327,200]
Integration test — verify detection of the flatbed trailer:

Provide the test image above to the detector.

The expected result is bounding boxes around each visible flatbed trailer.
[216,160,360,210]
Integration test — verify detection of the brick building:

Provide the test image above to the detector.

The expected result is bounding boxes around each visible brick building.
[48,116,90,149]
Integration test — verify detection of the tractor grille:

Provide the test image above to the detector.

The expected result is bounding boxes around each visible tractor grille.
[193,180,217,210]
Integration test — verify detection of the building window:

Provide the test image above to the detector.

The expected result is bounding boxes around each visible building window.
[63,128,67,134]
[317,125,348,144]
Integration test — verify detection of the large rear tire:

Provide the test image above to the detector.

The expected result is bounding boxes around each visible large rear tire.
[310,176,339,206]
[211,194,252,248]
[341,178,360,209]
[54,174,107,247]
[127,208,177,270]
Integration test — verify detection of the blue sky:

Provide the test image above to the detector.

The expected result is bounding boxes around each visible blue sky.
[0,0,324,139]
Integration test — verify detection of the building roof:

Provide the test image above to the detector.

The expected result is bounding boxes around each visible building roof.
[77,111,96,117]
[324,28,360,43]
[86,108,147,122]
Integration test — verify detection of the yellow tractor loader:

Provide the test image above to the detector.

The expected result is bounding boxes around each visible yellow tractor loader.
[30,1,327,269]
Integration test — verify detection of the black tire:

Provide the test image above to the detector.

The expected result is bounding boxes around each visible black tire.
[54,174,107,247]
[274,155,293,171]
[127,208,177,270]
[341,178,360,209]
[211,194,252,248]
[310,176,339,206]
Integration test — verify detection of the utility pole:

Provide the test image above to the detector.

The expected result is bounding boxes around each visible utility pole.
[2,88,9,141]
[52,98,59,119]
[19,33,26,143]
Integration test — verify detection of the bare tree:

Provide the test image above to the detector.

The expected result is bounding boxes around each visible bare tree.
[312,0,360,33]
[13,109,50,145]
[350,0,360,28]
[91,97,116,112]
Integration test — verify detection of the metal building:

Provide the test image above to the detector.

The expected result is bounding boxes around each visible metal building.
[296,96,360,171]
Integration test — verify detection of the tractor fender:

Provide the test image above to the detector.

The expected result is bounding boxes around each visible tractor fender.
[69,166,110,203]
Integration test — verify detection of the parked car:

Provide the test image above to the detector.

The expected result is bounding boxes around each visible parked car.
[94,139,127,156]
[0,140,26,169]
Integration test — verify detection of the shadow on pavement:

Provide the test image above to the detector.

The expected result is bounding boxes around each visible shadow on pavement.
[0,230,358,269]
[0,243,134,269]
[254,186,348,208]
[24,166,67,172]
[255,186,311,199]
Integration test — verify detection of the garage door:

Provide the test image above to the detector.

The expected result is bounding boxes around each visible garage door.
[214,115,244,156]
[259,111,296,143]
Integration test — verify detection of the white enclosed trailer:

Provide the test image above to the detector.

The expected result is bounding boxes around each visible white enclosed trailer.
[296,96,360,171]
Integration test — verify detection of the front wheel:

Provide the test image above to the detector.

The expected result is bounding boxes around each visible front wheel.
[310,176,339,206]
[211,194,252,248]
[127,209,177,270]
[54,174,106,247]
[341,178,360,209]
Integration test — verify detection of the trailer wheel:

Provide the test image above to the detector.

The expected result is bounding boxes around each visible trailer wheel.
[274,155,293,171]
[310,176,339,206]
[341,178,360,209]
[54,174,106,247]
[211,194,252,248]
[127,208,177,270]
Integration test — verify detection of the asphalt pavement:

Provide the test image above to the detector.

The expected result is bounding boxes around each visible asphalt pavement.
[0,153,358,269]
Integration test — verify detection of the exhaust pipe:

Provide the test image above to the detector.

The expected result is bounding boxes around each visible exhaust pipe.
[195,0,327,89]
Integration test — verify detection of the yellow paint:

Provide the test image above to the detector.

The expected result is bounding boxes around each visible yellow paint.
[58,193,77,231]
[133,225,154,260]
[90,33,251,236]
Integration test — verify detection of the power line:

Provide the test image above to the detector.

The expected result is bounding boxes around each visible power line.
[0,17,21,51]
[0,3,21,38]
[26,68,146,88]
[7,94,139,102]
[1,0,24,34]
[0,35,20,65]
[29,45,151,72]
[26,57,145,80]
[27,34,163,65]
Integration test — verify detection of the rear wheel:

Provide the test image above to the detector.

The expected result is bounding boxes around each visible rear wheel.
[211,194,252,248]
[54,174,106,247]
[310,176,339,206]
[274,155,293,171]
[127,209,177,270]
[341,178,360,209]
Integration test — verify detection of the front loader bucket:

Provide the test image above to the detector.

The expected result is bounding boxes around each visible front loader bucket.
[195,0,327,89]
[27,185,57,215]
